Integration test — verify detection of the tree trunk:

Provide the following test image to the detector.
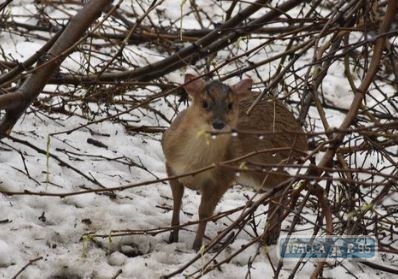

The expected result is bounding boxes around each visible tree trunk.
[0,0,113,137]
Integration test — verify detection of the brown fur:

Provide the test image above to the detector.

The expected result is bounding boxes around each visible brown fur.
[162,74,307,251]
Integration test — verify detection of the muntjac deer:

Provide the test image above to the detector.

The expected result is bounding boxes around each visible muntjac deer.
[162,74,307,251]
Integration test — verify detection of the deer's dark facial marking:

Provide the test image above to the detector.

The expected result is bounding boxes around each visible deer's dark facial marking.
[201,81,236,131]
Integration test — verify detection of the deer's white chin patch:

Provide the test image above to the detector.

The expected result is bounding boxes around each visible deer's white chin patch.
[209,125,233,134]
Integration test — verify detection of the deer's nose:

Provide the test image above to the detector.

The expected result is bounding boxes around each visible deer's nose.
[212,120,225,130]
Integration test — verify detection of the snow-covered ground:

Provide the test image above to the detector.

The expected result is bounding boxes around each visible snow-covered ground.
[1,1,397,278]
[1,102,394,279]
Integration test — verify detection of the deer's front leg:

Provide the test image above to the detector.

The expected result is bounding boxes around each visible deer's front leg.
[192,179,230,251]
[167,165,185,243]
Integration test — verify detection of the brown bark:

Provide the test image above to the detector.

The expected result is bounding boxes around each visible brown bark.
[46,0,304,84]
[0,0,113,136]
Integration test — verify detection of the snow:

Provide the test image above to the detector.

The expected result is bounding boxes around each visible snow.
[0,240,13,267]
[1,1,396,279]
[1,110,394,278]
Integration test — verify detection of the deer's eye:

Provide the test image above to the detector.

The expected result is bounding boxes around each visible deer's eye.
[227,102,233,111]
[202,100,210,110]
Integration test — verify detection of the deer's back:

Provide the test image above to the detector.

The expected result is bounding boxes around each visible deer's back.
[232,96,307,189]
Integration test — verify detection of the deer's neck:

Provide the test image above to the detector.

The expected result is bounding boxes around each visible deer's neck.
[165,108,231,176]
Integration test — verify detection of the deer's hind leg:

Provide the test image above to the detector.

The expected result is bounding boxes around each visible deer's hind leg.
[264,193,286,245]
[263,170,293,245]
[249,168,290,246]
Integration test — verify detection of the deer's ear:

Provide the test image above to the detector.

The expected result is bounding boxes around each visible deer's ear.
[231,79,252,96]
[184,74,205,96]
